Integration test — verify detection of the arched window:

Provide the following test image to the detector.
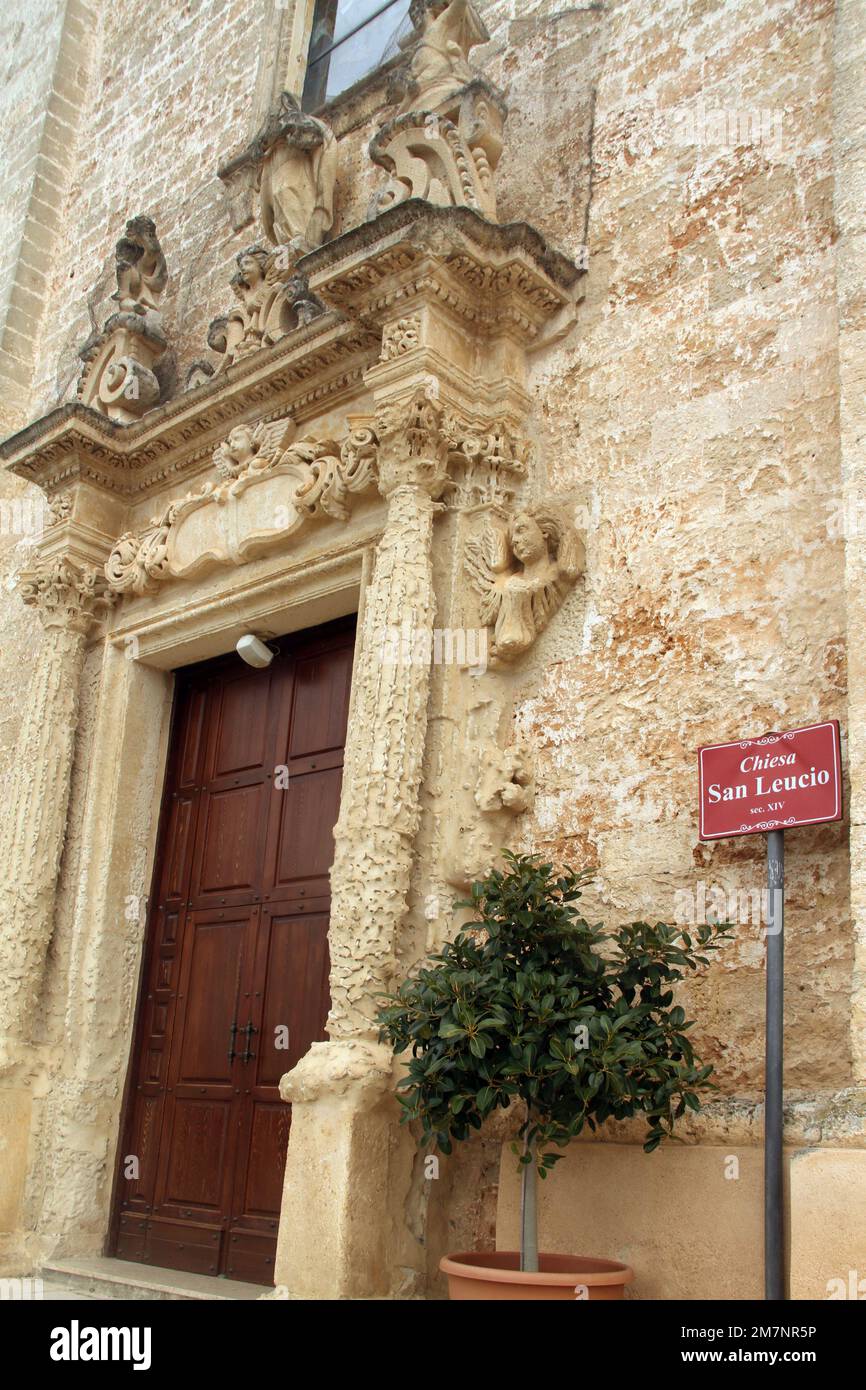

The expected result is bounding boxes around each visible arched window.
[302,0,413,111]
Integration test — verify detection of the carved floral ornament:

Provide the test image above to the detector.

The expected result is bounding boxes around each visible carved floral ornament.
[104,415,379,596]
[104,392,529,596]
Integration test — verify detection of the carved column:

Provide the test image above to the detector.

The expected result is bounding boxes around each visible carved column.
[327,394,449,1038]
[274,389,449,1299]
[0,557,112,1063]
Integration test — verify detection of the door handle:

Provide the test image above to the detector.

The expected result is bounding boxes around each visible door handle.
[228,1020,239,1063]
[240,1021,258,1063]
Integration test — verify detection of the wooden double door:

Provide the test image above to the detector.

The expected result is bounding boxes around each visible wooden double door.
[111,618,355,1284]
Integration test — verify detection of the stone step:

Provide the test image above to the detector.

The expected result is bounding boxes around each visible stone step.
[41,1256,266,1302]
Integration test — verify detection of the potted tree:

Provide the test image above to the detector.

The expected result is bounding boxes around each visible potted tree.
[378,852,731,1300]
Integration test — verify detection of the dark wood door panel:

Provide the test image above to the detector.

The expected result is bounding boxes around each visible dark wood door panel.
[160,1099,233,1211]
[176,684,208,789]
[268,767,344,899]
[192,784,269,900]
[256,906,331,1080]
[209,669,273,778]
[284,643,354,761]
[111,617,356,1283]
[173,913,251,1084]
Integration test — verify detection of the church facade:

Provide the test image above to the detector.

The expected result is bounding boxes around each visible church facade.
[0,0,864,1300]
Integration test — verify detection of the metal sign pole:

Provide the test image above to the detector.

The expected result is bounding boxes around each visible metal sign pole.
[765,829,785,1300]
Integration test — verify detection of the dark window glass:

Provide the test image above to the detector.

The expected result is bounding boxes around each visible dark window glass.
[302,0,413,112]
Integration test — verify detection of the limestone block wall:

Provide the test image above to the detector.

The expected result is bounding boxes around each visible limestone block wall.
[515,0,848,1099]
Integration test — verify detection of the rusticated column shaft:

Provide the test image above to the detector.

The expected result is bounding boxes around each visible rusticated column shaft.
[0,558,112,1060]
[327,479,438,1037]
[275,388,450,1298]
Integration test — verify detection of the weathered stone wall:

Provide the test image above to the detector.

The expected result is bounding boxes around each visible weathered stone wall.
[0,0,863,1298]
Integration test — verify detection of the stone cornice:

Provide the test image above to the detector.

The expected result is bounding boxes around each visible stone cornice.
[303,200,582,321]
[1,313,379,500]
[1,207,581,509]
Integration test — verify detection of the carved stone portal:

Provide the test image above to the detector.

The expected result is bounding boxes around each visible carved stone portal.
[1,200,584,1298]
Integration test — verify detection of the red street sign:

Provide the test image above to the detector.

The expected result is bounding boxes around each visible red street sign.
[698,721,842,840]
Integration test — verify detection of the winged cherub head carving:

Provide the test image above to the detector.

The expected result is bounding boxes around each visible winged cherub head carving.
[465,505,585,661]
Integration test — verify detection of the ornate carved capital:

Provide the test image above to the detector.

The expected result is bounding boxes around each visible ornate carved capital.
[19,556,115,634]
[375,387,451,499]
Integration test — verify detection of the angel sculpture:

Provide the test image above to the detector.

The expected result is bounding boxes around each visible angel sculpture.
[112,215,167,315]
[208,246,293,372]
[212,417,296,482]
[400,0,489,112]
[465,507,585,661]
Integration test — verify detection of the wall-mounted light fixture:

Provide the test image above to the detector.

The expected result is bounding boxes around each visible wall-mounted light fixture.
[236,634,275,669]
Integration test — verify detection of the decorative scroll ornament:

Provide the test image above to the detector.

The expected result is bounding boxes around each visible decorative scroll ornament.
[77,216,168,423]
[105,417,380,596]
[370,3,506,221]
[369,85,506,223]
[19,556,115,633]
[465,505,585,661]
[206,245,325,374]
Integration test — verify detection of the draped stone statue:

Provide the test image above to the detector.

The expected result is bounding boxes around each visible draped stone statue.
[254,92,338,254]
[400,0,489,112]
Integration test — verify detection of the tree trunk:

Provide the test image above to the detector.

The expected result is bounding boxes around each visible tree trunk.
[520,1129,539,1272]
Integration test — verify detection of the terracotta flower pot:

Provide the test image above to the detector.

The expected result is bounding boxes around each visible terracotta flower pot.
[440,1250,634,1301]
